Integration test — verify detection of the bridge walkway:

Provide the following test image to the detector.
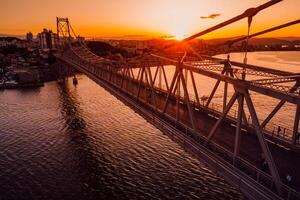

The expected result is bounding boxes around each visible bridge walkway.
[108,66,300,192]
[60,56,300,199]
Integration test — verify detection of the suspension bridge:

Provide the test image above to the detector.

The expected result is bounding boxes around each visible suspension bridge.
[54,1,300,199]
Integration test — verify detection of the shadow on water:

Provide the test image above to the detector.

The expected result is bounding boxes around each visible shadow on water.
[58,81,86,132]
[57,79,117,200]
[18,87,42,93]
[0,76,243,200]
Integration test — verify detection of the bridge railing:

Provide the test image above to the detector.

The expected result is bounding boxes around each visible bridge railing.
[139,102,300,200]
[64,50,298,146]
[152,83,297,146]
[60,52,300,200]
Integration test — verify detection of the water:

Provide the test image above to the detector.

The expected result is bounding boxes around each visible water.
[1,51,298,200]
[216,51,300,73]
[143,51,300,137]
[215,51,300,135]
[0,77,242,199]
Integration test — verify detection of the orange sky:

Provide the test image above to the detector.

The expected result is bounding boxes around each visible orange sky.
[0,0,299,39]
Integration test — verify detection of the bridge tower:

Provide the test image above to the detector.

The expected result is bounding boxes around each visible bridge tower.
[56,17,71,38]
[56,17,78,84]
[56,17,72,48]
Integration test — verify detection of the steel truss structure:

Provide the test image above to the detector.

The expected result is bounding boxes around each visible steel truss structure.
[56,1,300,199]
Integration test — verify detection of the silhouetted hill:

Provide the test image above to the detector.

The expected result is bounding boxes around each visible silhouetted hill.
[0,37,23,42]
[87,41,115,53]
[278,37,300,41]
[86,41,131,58]
[0,34,25,39]
[204,37,300,46]
[247,38,291,45]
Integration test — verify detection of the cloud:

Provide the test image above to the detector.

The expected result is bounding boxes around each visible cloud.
[200,13,221,19]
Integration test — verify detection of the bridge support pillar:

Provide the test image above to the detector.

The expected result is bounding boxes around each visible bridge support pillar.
[190,70,201,107]
[205,79,221,108]
[261,100,285,129]
[244,89,282,194]
[161,66,169,91]
[292,105,300,144]
[234,93,244,164]
[223,72,228,112]
[205,91,239,145]
[179,67,196,130]
[176,76,180,122]
[163,68,179,113]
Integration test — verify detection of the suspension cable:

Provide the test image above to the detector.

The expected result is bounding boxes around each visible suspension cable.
[69,23,78,38]
[226,19,300,47]
[160,0,282,51]
[242,16,253,80]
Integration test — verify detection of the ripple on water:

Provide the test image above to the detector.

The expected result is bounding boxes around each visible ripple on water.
[0,77,243,200]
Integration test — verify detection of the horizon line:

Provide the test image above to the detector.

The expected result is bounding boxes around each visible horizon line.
[1,33,300,41]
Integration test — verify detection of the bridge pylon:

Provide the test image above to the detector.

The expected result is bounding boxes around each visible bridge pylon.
[56,17,72,48]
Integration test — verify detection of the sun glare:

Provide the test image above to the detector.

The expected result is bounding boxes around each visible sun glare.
[171,26,188,41]
[174,34,185,41]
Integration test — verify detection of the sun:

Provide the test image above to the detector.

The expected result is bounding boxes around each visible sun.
[174,34,185,41]
[169,24,189,40]
[171,29,188,41]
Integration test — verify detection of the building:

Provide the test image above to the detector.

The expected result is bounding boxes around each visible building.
[108,40,119,47]
[281,44,289,48]
[0,40,9,47]
[76,36,85,43]
[0,37,27,48]
[136,40,149,50]
[26,32,33,42]
[37,29,59,50]
[136,40,149,54]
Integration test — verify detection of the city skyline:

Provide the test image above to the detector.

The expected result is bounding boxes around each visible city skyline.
[1,0,300,40]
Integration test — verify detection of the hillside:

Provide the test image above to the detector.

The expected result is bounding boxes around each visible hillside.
[205,37,300,46]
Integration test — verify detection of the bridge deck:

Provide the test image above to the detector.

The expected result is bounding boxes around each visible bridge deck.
[123,76,300,191]
[58,53,300,199]
[55,6,300,198]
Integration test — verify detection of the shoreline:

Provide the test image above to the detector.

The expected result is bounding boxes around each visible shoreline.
[0,82,44,90]
[0,64,58,90]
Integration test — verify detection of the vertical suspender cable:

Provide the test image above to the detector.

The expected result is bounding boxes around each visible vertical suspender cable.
[242,16,253,80]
